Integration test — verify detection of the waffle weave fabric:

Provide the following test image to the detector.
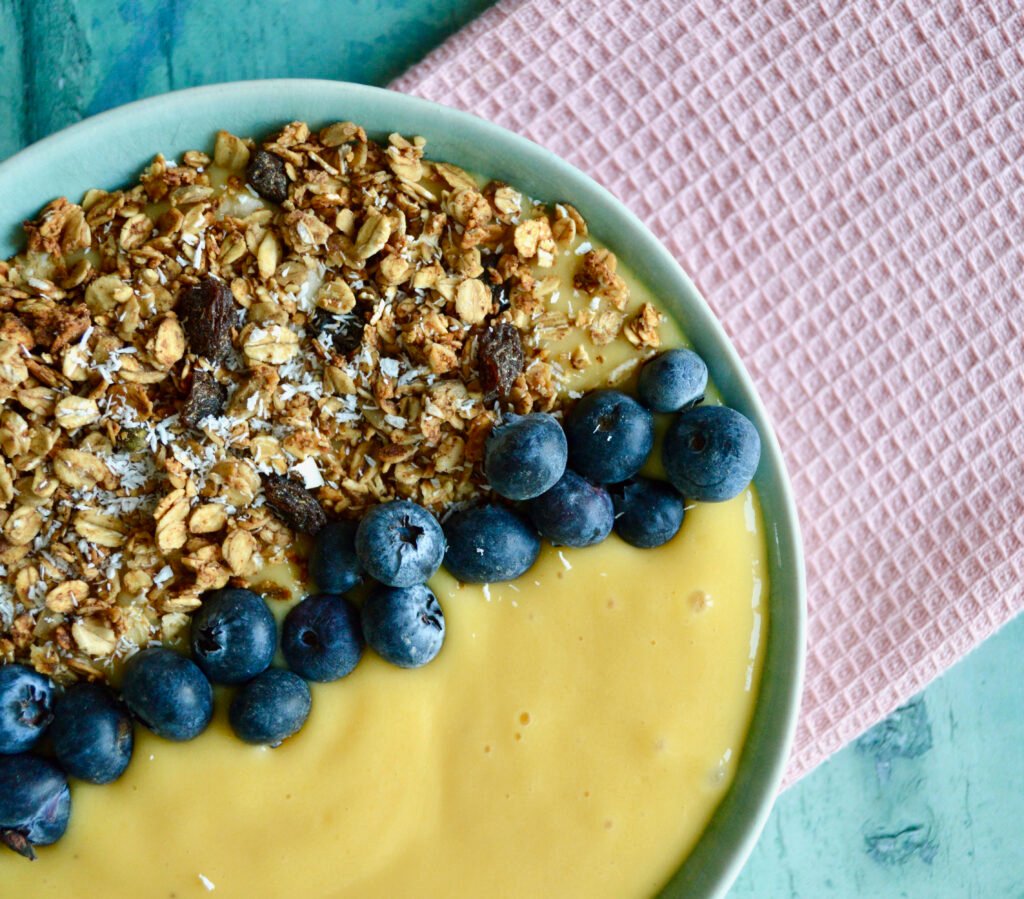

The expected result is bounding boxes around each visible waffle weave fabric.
[393,0,1024,783]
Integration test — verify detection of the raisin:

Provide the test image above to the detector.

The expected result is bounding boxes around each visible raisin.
[181,370,227,429]
[178,276,234,362]
[262,474,327,535]
[477,322,524,398]
[312,309,364,356]
[245,150,289,204]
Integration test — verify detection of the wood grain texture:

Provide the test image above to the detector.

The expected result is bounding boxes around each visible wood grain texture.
[1,1,1022,895]
[733,614,1024,897]
[0,0,494,162]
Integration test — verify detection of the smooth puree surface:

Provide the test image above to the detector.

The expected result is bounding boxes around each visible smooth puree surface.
[1,178,768,897]
[5,492,766,898]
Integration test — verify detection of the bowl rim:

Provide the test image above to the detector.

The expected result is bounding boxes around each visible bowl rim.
[0,79,805,898]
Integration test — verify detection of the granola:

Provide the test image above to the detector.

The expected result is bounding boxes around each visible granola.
[0,122,661,684]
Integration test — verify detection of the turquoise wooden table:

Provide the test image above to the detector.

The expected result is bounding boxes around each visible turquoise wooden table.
[2,2,1022,895]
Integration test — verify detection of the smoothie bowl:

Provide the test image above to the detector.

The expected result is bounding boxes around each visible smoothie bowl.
[0,81,804,898]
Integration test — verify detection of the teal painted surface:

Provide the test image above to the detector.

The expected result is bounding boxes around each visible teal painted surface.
[1,2,1021,896]
[0,0,494,162]
[733,614,1024,898]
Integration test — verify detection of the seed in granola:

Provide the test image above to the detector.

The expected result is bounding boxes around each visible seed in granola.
[115,427,149,453]
[261,474,327,536]
[477,322,524,399]
[245,149,290,204]
[178,276,234,362]
[181,370,227,429]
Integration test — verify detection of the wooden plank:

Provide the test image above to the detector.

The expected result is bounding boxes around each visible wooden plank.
[0,0,26,161]
[732,614,1024,896]
[5,0,97,159]
[1,0,494,164]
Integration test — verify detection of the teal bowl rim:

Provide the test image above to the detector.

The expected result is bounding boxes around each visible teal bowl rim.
[0,80,805,897]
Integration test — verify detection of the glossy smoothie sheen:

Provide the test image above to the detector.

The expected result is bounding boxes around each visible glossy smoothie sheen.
[7,498,766,898]
[2,226,768,896]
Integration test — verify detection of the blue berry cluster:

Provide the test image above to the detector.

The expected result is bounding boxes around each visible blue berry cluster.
[447,346,760,579]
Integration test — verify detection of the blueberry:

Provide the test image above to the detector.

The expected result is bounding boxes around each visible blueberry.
[229,669,311,747]
[50,683,133,784]
[0,754,70,859]
[189,588,276,685]
[309,519,363,594]
[121,648,213,742]
[663,405,761,502]
[0,664,55,755]
[483,413,567,500]
[443,505,541,583]
[611,477,686,548]
[564,390,654,484]
[527,469,614,548]
[637,348,708,413]
[361,584,445,669]
[355,500,445,588]
[281,594,363,682]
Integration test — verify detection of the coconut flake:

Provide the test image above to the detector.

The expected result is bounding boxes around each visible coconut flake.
[291,456,324,489]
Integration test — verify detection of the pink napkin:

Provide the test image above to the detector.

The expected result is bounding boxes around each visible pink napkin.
[394,0,1024,783]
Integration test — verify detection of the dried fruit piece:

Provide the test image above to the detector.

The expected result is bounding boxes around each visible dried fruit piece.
[181,370,227,429]
[261,474,327,536]
[477,322,524,398]
[312,310,363,355]
[245,150,289,204]
[178,276,234,362]
[492,282,510,311]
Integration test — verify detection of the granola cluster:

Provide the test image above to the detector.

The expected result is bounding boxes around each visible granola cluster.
[0,121,661,684]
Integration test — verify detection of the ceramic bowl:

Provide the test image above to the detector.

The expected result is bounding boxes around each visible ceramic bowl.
[0,79,805,898]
